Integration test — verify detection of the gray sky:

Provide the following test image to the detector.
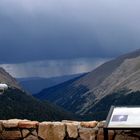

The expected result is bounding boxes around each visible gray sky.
[0,0,140,77]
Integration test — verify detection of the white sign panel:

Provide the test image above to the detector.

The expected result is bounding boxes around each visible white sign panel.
[108,107,140,128]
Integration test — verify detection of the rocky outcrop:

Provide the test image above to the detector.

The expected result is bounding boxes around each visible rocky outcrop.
[0,67,21,89]
[0,119,140,140]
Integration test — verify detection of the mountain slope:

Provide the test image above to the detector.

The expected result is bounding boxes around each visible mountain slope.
[0,88,75,121]
[34,49,140,119]
[0,67,75,121]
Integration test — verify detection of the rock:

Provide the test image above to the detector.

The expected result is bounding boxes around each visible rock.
[24,134,39,140]
[108,130,115,140]
[66,123,78,138]
[2,119,21,128]
[38,122,51,139]
[1,130,22,139]
[114,135,126,140]
[62,120,80,124]
[97,121,106,128]
[38,122,66,140]
[80,121,98,128]
[18,120,39,128]
[97,128,104,140]
[98,128,104,135]
[31,130,38,136]
[79,128,97,140]
[97,134,104,140]
[22,129,30,138]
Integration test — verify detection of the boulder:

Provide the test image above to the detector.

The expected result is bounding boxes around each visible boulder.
[22,129,30,138]
[18,120,39,128]
[24,135,39,140]
[2,119,21,128]
[1,130,22,139]
[38,122,66,140]
[31,130,38,136]
[79,128,97,140]
[66,123,78,138]
[80,121,98,128]
[97,121,106,128]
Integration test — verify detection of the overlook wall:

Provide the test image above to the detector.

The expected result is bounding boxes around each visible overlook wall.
[0,119,140,140]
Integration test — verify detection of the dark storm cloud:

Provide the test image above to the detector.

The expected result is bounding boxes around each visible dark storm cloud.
[0,0,140,64]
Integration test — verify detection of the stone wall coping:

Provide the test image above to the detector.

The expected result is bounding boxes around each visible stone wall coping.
[0,119,139,140]
[0,119,103,129]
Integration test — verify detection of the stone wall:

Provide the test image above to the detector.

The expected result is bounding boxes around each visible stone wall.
[0,119,140,140]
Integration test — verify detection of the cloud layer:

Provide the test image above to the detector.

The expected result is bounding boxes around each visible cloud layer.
[0,0,140,64]
[0,0,140,77]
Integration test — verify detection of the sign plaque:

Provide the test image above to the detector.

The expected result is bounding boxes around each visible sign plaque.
[104,106,140,140]
[107,106,140,128]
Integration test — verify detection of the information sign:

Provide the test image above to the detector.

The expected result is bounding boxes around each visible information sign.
[104,106,140,140]
[107,106,140,128]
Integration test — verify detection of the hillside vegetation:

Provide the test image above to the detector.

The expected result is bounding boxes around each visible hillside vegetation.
[0,88,76,121]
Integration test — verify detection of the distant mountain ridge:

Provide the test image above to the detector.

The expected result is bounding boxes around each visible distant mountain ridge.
[17,73,84,94]
[34,49,140,120]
